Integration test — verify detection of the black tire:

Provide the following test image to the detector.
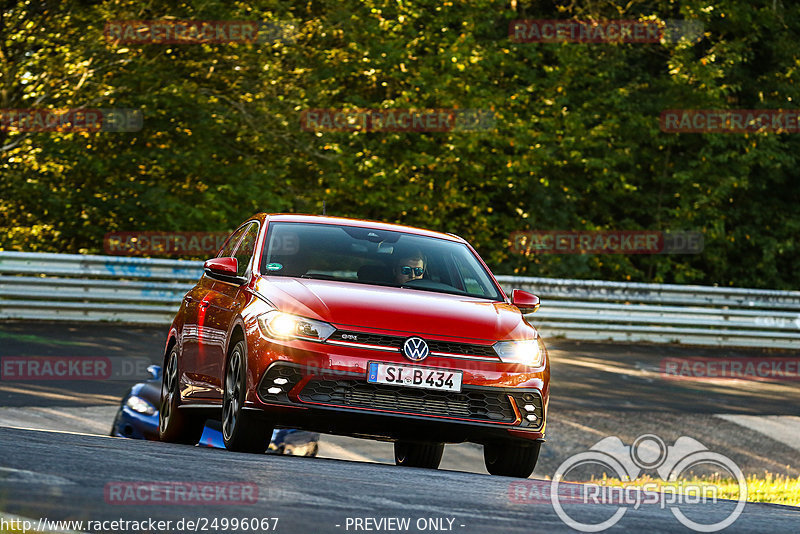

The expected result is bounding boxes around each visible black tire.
[159,347,204,444]
[394,440,445,469]
[109,410,121,437]
[222,339,273,453]
[484,441,541,478]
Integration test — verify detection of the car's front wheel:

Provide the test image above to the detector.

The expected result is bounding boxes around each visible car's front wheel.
[159,347,204,444]
[394,440,444,469]
[222,340,273,453]
[109,410,120,437]
[483,440,541,478]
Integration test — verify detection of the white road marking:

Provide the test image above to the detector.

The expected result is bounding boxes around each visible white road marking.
[715,414,800,453]
[0,423,116,440]
[0,466,74,486]
[0,406,117,435]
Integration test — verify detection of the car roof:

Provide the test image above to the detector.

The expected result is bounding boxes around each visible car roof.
[258,213,464,243]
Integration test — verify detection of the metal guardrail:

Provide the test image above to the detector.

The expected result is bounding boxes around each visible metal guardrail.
[0,252,202,324]
[495,276,800,349]
[1,251,799,349]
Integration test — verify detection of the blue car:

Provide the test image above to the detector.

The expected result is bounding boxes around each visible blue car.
[111,365,320,456]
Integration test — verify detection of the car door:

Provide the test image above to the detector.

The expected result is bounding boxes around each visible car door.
[181,225,247,400]
[193,222,260,400]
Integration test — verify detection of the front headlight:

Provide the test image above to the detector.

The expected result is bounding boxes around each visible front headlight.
[125,395,156,415]
[257,311,336,342]
[493,339,543,366]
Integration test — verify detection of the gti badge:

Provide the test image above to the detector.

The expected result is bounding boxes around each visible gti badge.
[402,337,429,362]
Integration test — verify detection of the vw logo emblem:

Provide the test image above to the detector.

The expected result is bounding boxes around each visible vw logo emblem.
[402,337,429,362]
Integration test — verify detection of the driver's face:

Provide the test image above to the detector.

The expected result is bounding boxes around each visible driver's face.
[395,258,424,284]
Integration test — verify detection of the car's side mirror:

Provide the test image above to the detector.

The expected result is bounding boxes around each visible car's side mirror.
[204,257,237,276]
[204,257,245,284]
[511,289,540,314]
[147,365,161,380]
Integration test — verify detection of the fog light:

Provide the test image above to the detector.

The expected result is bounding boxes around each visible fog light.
[524,404,535,412]
[526,414,538,422]
[267,387,282,395]
[274,378,289,385]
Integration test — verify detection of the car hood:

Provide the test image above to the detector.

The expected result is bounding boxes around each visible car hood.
[256,276,534,341]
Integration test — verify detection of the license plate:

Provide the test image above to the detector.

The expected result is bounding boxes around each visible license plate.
[367,362,463,392]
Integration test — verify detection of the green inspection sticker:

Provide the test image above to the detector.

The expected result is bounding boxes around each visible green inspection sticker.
[266,263,283,271]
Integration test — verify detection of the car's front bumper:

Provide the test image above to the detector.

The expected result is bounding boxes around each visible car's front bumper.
[244,358,546,446]
[111,404,159,440]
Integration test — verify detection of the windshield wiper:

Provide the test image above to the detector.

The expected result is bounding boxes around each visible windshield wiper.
[299,273,340,281]
[399,284,499,301]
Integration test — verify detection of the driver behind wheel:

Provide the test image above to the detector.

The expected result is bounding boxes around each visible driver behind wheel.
[393,248,426,284]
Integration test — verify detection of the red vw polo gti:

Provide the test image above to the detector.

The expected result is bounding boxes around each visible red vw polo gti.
[159,214,549,477]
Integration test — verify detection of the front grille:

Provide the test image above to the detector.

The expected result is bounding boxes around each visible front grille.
[330,330,497,358]
[298,379,516,422]
[427,340,496,358]
[330,330,404,348]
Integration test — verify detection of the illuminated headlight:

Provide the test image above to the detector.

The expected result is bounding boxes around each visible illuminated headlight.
[257,311,336,342]
[493,339,543,366]
[125,395,156,415]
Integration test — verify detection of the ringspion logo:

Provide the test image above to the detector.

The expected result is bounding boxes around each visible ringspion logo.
[547,434,746,532]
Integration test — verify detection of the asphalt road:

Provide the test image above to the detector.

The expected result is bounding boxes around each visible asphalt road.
[3,322,799,413]
[1,426,799,534]
[1,322,799,533]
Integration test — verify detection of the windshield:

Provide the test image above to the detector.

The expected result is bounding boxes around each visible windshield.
[260,222,503,300]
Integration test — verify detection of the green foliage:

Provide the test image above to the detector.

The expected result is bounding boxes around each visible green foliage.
[1,0,799,288]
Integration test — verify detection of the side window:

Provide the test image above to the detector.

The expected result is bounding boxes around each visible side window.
[218,226,247,258]
[233,223,260,277]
